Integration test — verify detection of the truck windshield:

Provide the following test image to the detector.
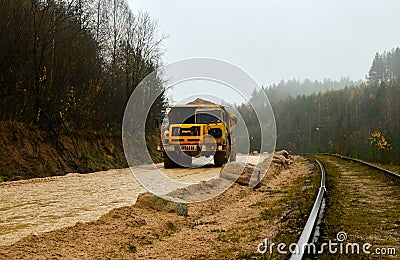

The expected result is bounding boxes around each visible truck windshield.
[168,107,196,124]
[196,110,221,124]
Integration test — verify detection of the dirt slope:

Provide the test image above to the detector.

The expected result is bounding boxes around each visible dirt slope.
[0,122,128,181]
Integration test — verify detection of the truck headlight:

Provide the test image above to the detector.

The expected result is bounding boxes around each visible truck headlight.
[166,146,175,151]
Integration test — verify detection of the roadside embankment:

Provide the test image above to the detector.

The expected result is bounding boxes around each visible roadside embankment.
[0,122,136,181]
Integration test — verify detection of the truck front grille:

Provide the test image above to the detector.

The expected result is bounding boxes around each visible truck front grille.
[171,126,201,136]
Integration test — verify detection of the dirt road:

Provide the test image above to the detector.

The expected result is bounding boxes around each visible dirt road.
[0,155,313,259]
[0,155,263,247]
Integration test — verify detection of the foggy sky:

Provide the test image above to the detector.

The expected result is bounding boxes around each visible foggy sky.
[128,0,400,103]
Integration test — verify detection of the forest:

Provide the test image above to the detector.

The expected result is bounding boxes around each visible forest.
[263,77,360,103]
[240,48,400,163]
[0,0,166,130]
[0,0,166,180]
[1,0,398,180]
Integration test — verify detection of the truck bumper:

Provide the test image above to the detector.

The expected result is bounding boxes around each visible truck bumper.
[162,144,225,152]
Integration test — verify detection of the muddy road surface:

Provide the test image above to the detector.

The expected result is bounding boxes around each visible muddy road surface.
[0,155,264,246]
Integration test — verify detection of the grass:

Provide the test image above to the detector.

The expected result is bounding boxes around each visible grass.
[216,229,240,243]
[128,242,137,253]
[47,163,56,174]
[189,220,217,228]
[370,161,400,174]
[81,152,92,162]
[315,155,400,259]
[257,189,287,194]
[148,147,162,162]
[259,204,283,221]
[166,221,178,232]
[210,228,226,233]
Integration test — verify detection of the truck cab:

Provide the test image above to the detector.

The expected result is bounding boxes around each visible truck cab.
[158,104,237,168]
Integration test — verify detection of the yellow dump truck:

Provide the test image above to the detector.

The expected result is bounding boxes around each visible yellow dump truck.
[158,103,237,168]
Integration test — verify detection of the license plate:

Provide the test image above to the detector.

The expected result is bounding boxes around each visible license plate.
[180,145,197,151]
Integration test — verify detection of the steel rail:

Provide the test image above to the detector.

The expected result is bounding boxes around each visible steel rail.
[290,159,326,260]
[299,153,400,179]
[328,154,400,179]
[291,154,399,259]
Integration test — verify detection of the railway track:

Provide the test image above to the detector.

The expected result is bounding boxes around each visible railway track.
[291,154,400,259]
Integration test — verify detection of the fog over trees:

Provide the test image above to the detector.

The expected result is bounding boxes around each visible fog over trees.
[237,48,400,163]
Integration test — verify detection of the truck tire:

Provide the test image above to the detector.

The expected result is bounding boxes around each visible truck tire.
[178,155,192,168]
[164,152,178,168]
[214,151,227,167]
[164,152,192,168]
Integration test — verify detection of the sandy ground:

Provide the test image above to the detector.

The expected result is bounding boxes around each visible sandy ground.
[0,155,312,259]
[0,155,264,247]
[0,168,144,247]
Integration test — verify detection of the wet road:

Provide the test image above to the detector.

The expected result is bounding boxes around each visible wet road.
[0,155,264,246]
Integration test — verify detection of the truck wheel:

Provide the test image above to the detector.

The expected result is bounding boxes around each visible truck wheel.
[178,155,192,168]
[164,152,178,168]
[214,151,226,167]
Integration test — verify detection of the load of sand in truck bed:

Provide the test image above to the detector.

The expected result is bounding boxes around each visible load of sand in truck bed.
[185,98,217,105]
